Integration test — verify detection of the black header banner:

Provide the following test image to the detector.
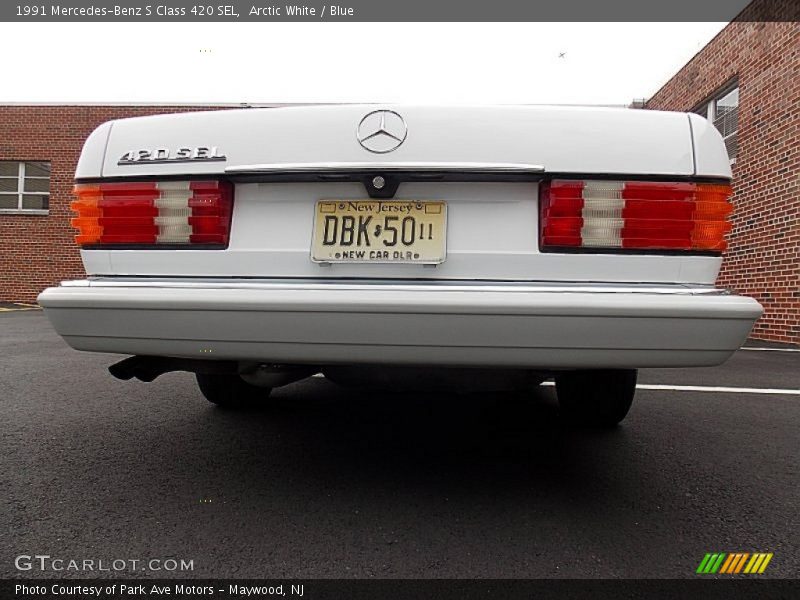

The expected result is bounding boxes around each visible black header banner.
[1,0,799,22]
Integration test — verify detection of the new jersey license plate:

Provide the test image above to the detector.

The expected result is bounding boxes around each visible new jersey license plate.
[311,200,447,264]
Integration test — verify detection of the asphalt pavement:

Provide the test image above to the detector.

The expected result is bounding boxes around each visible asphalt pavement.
[1,310,798,579]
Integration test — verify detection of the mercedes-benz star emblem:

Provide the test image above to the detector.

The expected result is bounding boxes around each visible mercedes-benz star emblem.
[357,110,407,154]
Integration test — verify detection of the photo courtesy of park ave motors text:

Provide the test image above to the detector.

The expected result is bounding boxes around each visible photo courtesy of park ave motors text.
[0,0,798,592]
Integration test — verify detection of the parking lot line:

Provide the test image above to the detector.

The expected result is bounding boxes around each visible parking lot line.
[0,303,41,312]
[307,375,798,396]
[632,383,800,395]
[539,381,798,395]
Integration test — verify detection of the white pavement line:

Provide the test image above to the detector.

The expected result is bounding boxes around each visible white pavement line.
[633,383,800,395]
[0,305,42,312]
[311,375,797,395]
[741,347,800,353]
[541,382,798,395]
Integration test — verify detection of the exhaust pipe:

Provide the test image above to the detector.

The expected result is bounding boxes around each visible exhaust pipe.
[108,356,318,388]
[108,356,237,382]
[238,363,319,388]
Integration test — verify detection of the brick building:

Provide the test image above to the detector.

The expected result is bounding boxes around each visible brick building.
[646,5,799,344]
[0,104,240,304]
[1,9,798,344]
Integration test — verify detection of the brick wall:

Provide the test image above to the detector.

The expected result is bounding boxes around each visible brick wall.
[646,9,799,344]
[0,105,228,304]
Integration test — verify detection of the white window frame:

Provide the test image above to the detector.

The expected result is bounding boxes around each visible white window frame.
[0,161,50,215]
[694,82,739,165]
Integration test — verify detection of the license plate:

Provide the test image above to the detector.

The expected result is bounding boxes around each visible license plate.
[311,200,447,264]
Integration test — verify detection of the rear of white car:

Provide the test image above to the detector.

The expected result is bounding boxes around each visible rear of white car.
[38,105,762,425]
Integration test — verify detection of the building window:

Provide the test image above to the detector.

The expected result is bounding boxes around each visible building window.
[0,161,51,214]
[694,84,739,163]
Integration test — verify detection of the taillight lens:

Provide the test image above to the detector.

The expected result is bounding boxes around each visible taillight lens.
[539,180,733,252]
[71,181,233,247]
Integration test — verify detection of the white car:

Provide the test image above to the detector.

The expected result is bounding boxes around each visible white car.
[39,105,762,426]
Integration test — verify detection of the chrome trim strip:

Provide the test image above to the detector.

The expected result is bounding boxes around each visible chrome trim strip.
[60,278,728,296]
[118,157,226,165]
[224,161,546,174]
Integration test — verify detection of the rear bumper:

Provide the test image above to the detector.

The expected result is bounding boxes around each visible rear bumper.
[38,279,762,369]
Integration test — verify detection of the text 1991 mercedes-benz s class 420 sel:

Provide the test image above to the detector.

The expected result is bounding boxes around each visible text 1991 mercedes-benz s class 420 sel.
[39,105,763,426]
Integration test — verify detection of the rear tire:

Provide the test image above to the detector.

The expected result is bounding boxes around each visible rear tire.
[555,369,637,427]
[195,373,272,409]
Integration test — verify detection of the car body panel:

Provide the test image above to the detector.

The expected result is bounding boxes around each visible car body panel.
[76,105,704,179]
[44,104,759,371]
[79,181,723,284]
[689,112,734,176]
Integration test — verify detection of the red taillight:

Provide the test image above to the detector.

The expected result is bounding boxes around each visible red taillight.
[539,180,733,253]
[71,180,233,247]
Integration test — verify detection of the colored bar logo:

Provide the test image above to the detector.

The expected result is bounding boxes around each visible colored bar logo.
[696,552,773,574]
